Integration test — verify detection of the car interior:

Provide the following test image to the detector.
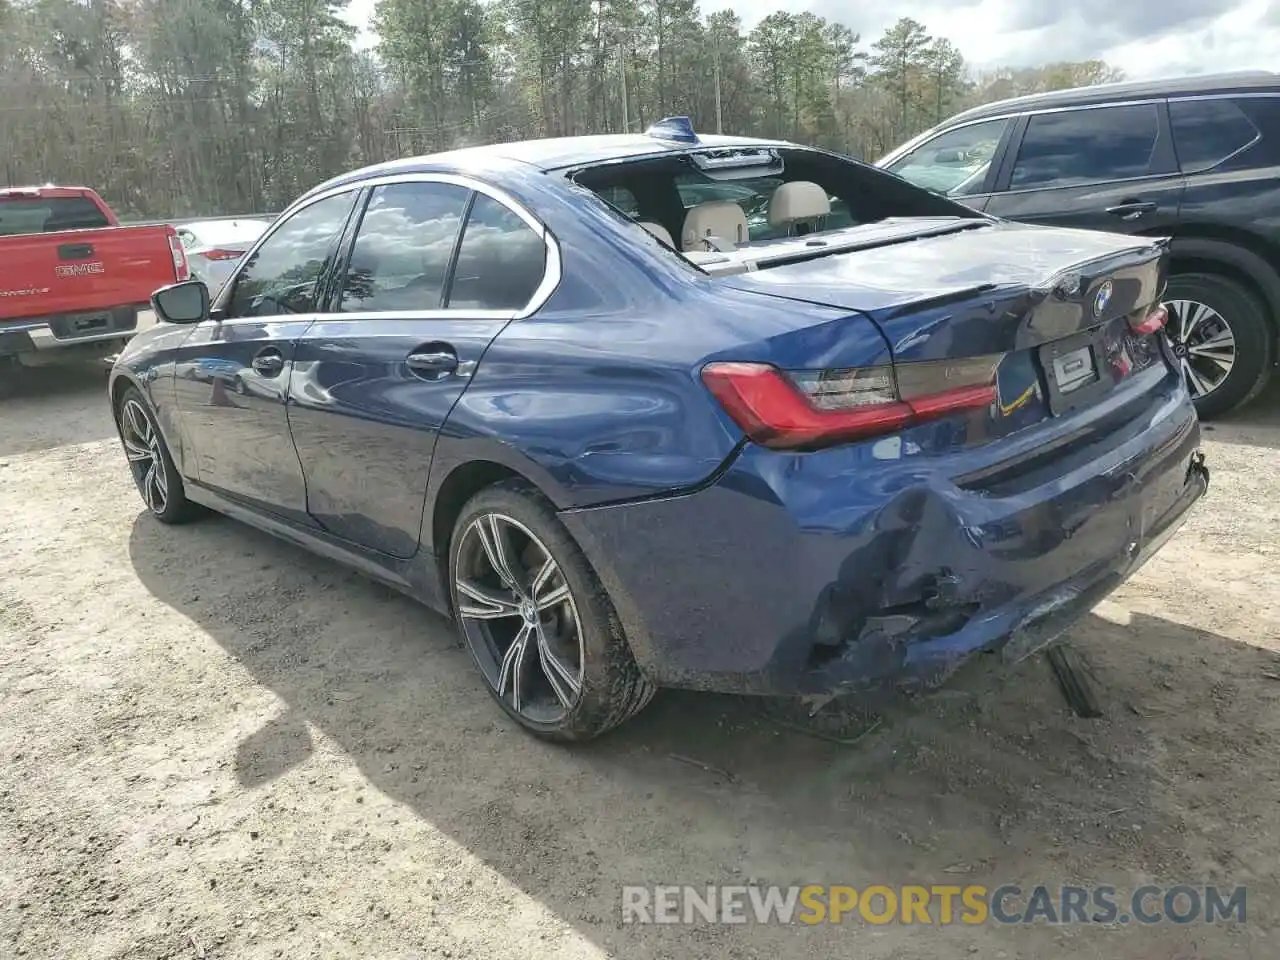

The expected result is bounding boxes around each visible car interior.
[572,147,978,270]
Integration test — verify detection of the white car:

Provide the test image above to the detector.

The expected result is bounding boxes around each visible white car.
[174,218,272,294]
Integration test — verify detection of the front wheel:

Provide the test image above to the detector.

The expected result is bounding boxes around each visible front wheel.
[1164,273,1274,420]
[115,387,202,524]
[449,481,655,741]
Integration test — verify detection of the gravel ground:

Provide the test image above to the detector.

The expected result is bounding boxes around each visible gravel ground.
[2,366,1278,959]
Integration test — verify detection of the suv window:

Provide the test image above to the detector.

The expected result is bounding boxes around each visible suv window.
[885,117,1010,197]
[1009,103,1164,190]
[446,193,545,311]
[228,192,355,318]
[1169,98,1259,173]
[674,174,854,242]
[340,182,470,312]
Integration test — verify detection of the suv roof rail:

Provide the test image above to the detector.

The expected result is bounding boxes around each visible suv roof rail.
[947,70,1279,126]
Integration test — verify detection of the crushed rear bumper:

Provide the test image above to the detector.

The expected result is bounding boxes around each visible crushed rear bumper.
[562,377,1208,698]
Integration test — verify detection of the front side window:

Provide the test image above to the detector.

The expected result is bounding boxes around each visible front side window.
[446,193,546,312]
[885,117,1011,197]
[340,182,470,312]
[1009,104,1163,190]
[1169,98,1259,173]
[227,192,355,318]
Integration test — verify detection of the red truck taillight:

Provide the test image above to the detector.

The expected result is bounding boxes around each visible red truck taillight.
[169,234,190,281]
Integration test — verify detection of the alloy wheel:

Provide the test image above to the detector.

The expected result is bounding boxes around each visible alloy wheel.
[454,513,585,724]
[1165,299,1236,400]
[119,398,169,515]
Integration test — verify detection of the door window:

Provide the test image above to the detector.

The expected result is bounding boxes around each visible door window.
[339,181,471,312]
[1169,98,1259,173]
[1009,104,1164,190]
[885,117,1011,197]
[446,194,546,312]
[227,192,355,318]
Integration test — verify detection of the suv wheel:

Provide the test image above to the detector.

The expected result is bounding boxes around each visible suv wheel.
[1164,273,1273,420]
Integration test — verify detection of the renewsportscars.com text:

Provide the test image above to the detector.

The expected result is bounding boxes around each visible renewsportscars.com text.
[621,884,1247,926]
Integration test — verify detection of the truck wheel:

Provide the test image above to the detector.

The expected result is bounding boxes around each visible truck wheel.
[0,358,20,399]
[115,387,203,524]
[1164,273,1273,420]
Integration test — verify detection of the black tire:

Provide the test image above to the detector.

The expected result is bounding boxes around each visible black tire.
[449,479,656,741]
[0,357,25,399]
[115,386,203,524]
[1165,272,1274,420]
[1046,643,1103,719]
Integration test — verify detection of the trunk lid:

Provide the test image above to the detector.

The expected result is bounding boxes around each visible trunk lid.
[720,219,1174,453]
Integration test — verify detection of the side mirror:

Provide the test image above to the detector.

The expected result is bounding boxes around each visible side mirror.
[151,279,210,324]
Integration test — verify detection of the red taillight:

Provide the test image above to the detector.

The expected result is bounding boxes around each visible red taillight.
[201,248,244,261]
[701,358,1000,450]
[1130,303,1168,335]
[168,234,190,281]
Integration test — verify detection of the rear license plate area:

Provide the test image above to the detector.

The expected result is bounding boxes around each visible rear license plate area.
[72,314,109,333]
[1039,328,1110,416]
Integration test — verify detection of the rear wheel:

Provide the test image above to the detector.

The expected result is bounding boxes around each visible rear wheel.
[115,387,202,524]
[449,481,655,741]
[1164,272,1273,420]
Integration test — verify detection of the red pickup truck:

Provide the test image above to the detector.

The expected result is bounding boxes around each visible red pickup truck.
[0,186,188,383]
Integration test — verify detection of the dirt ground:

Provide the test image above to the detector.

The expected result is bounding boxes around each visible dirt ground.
[2,367,1278,959]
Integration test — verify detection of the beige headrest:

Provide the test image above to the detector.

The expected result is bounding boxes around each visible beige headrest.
[639,221,673,247]
[768,181,831,227]
[682,201,749,251]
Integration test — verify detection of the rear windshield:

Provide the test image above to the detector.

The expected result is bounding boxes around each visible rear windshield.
[574,146,979,272]
[0,196,110,236]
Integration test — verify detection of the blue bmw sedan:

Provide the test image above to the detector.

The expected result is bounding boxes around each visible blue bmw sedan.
[110,118,1209,740]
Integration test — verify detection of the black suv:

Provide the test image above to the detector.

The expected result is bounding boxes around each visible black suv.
[878,70,1280,419]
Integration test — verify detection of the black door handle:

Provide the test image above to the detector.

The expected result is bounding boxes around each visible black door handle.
[1105,201,1157,221]
[252,349,284,376]
[406,348,459,380]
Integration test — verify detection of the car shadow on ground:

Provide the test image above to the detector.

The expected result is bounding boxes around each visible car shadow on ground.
[127,512,1278,955]
[0,363,116,457]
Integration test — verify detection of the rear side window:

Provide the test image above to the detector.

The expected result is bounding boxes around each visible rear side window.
[227,192,355,319]
[1169,98,1259,173]
[1009,104,1163,189]
[446,194,545,311]
[0,196,110,236]
[340,182,470,312]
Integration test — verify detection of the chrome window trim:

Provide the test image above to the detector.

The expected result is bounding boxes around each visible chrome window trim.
[889,89,1280,192]
[226,172,561,323]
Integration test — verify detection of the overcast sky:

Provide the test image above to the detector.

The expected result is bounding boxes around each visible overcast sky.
[343,0,1278,79]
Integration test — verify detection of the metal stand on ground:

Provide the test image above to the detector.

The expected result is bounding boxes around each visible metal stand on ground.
[1046,642,1104,718]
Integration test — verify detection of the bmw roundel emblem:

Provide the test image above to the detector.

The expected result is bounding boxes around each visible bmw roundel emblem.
[1093,280,1113,317]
